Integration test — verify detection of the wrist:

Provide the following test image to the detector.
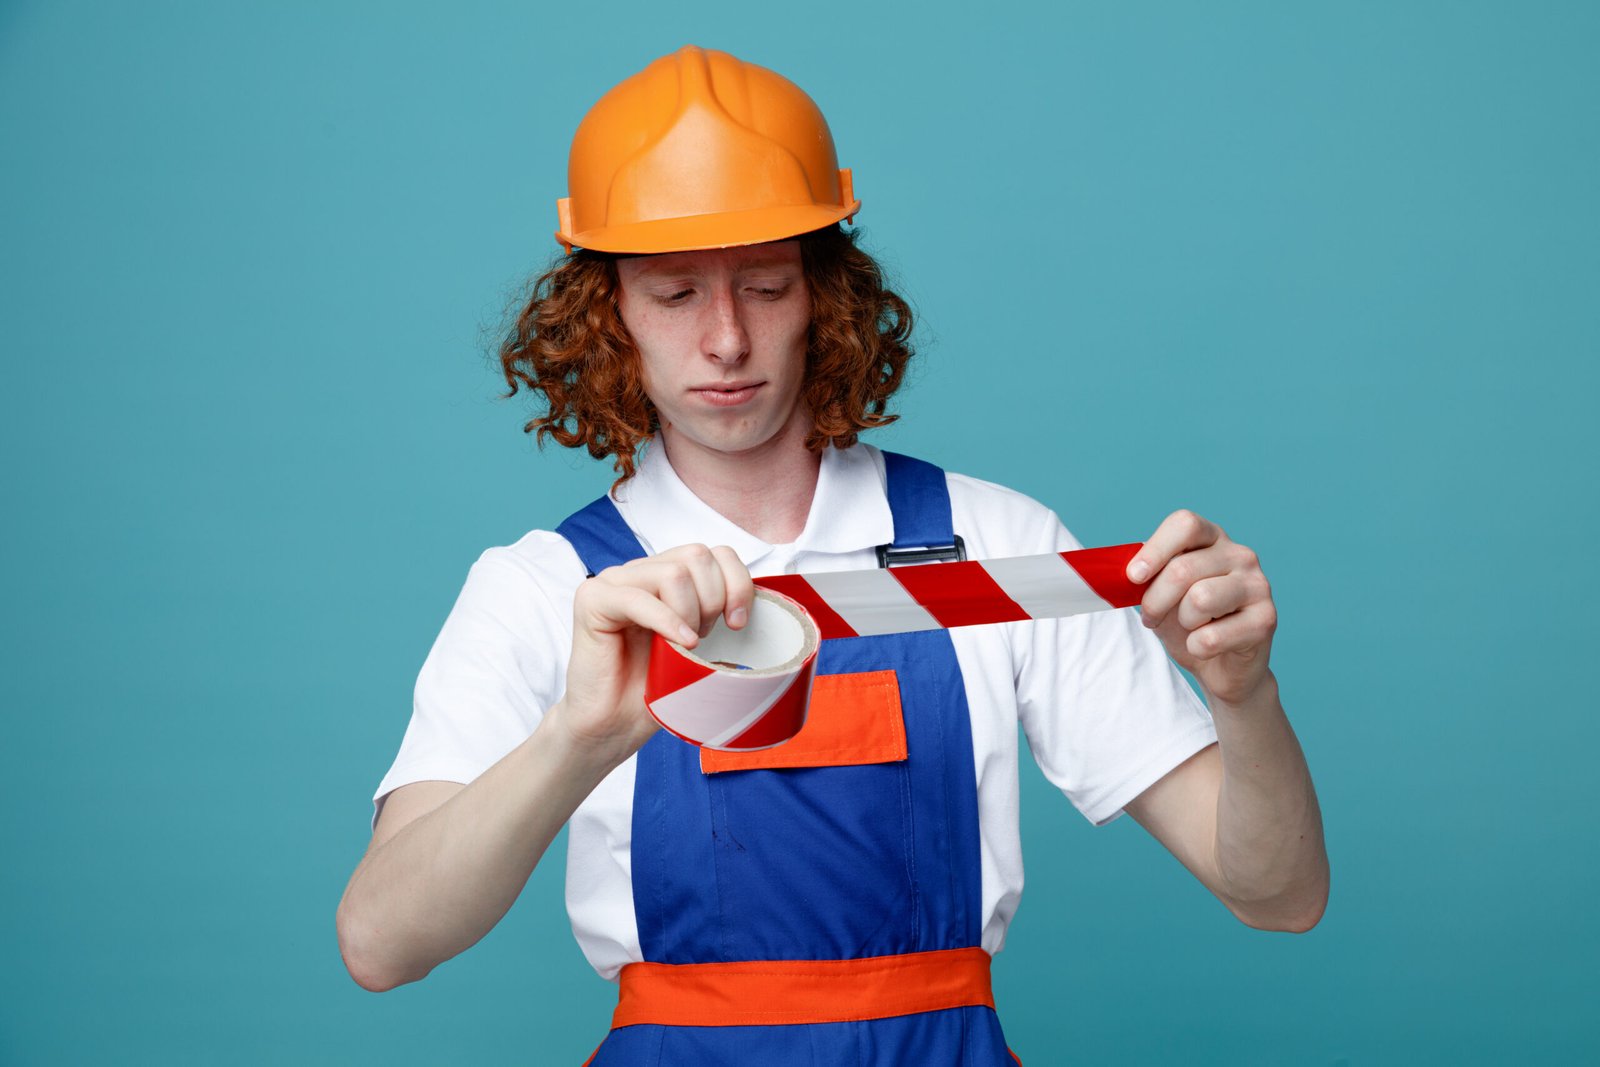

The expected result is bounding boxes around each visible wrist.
[1204,669,1280,718]
[539,699,651,779]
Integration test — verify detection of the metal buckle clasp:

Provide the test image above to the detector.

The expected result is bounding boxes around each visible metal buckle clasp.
[875,535,966,568]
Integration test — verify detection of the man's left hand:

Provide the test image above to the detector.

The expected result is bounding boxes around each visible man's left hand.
[1125,510,1277,708]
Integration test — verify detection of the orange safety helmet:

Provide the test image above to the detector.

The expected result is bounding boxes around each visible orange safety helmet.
[555,45,859,255]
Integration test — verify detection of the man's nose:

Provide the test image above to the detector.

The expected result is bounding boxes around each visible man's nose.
[703,286,750,364]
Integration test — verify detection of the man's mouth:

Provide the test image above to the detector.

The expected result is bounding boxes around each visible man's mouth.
[691,382,763,406]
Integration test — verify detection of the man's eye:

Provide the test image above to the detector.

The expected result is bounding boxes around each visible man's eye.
[657,289,694,305]
[748,286,789,300]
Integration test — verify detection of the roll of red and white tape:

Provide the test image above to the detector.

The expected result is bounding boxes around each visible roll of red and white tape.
[644,542,1144,751]
[644,587,820,751]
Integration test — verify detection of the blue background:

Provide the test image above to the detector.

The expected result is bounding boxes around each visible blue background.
[2,2,1596,1063]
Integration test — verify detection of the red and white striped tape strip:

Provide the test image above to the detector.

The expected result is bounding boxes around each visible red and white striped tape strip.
[644,543,1145,751]
[753,543,1144,639]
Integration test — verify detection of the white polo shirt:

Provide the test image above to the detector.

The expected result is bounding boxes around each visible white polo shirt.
[375,440,1217,981]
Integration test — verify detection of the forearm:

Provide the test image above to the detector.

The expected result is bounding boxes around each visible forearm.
[1207,672,1329,930]
[336,707,621,990]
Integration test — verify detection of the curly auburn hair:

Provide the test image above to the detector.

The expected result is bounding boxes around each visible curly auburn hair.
[498,225,915,483]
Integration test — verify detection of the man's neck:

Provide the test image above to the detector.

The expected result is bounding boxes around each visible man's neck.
[657,417,822,545]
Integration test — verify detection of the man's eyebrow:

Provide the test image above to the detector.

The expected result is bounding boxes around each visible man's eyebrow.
[736,258,801,273]
[629,260,689,280]
[631,256,800,280]
[735,250,801,267]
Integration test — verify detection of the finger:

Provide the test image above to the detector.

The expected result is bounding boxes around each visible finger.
[1185,600,1278,660]
[578,579,700,647]
[676,544,728,636]
[654,557,714,637]
[710,545,754,629]
[643,545,739,636]
[605,558,705,640]
[1139,542,1236,628]
[1127,510,1222,585]
[1175,574,1253,632]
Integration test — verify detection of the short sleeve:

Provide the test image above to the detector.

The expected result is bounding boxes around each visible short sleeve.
[371,532,586,824]
[1016,516,1218,826]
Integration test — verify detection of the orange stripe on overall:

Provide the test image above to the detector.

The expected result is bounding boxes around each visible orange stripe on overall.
[610,946,995,1029]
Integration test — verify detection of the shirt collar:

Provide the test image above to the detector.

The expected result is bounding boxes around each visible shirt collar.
[612,436,894,568]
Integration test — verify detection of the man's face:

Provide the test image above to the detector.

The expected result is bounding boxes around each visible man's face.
[615,240,810,463]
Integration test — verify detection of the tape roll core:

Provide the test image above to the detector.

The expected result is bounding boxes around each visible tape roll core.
[672,588,818,676]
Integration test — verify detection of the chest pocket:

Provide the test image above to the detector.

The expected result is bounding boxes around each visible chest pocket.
[700,669,907,774]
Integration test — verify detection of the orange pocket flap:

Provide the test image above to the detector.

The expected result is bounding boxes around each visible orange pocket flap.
[701,669,907,774]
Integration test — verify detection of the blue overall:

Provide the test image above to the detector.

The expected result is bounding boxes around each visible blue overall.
[557,453,1015,1066]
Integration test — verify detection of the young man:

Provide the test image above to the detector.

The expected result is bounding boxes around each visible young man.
[337,45,1327,1064]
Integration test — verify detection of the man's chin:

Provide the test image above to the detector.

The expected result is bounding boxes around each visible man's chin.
[662,424,785,461]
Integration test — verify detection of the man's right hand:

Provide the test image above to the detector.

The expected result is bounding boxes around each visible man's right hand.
[550,543,755,764]
[338,543,754,991]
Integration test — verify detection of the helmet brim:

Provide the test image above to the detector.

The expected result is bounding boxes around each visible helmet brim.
[558,201,860,255]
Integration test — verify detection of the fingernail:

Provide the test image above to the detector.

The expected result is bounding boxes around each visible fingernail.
[1128,560,1151,583]
[729,606,748,628]
[678,624,698,645]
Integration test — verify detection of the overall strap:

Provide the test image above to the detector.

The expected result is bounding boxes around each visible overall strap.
[878,451,965,567]
[556,494,647,576]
